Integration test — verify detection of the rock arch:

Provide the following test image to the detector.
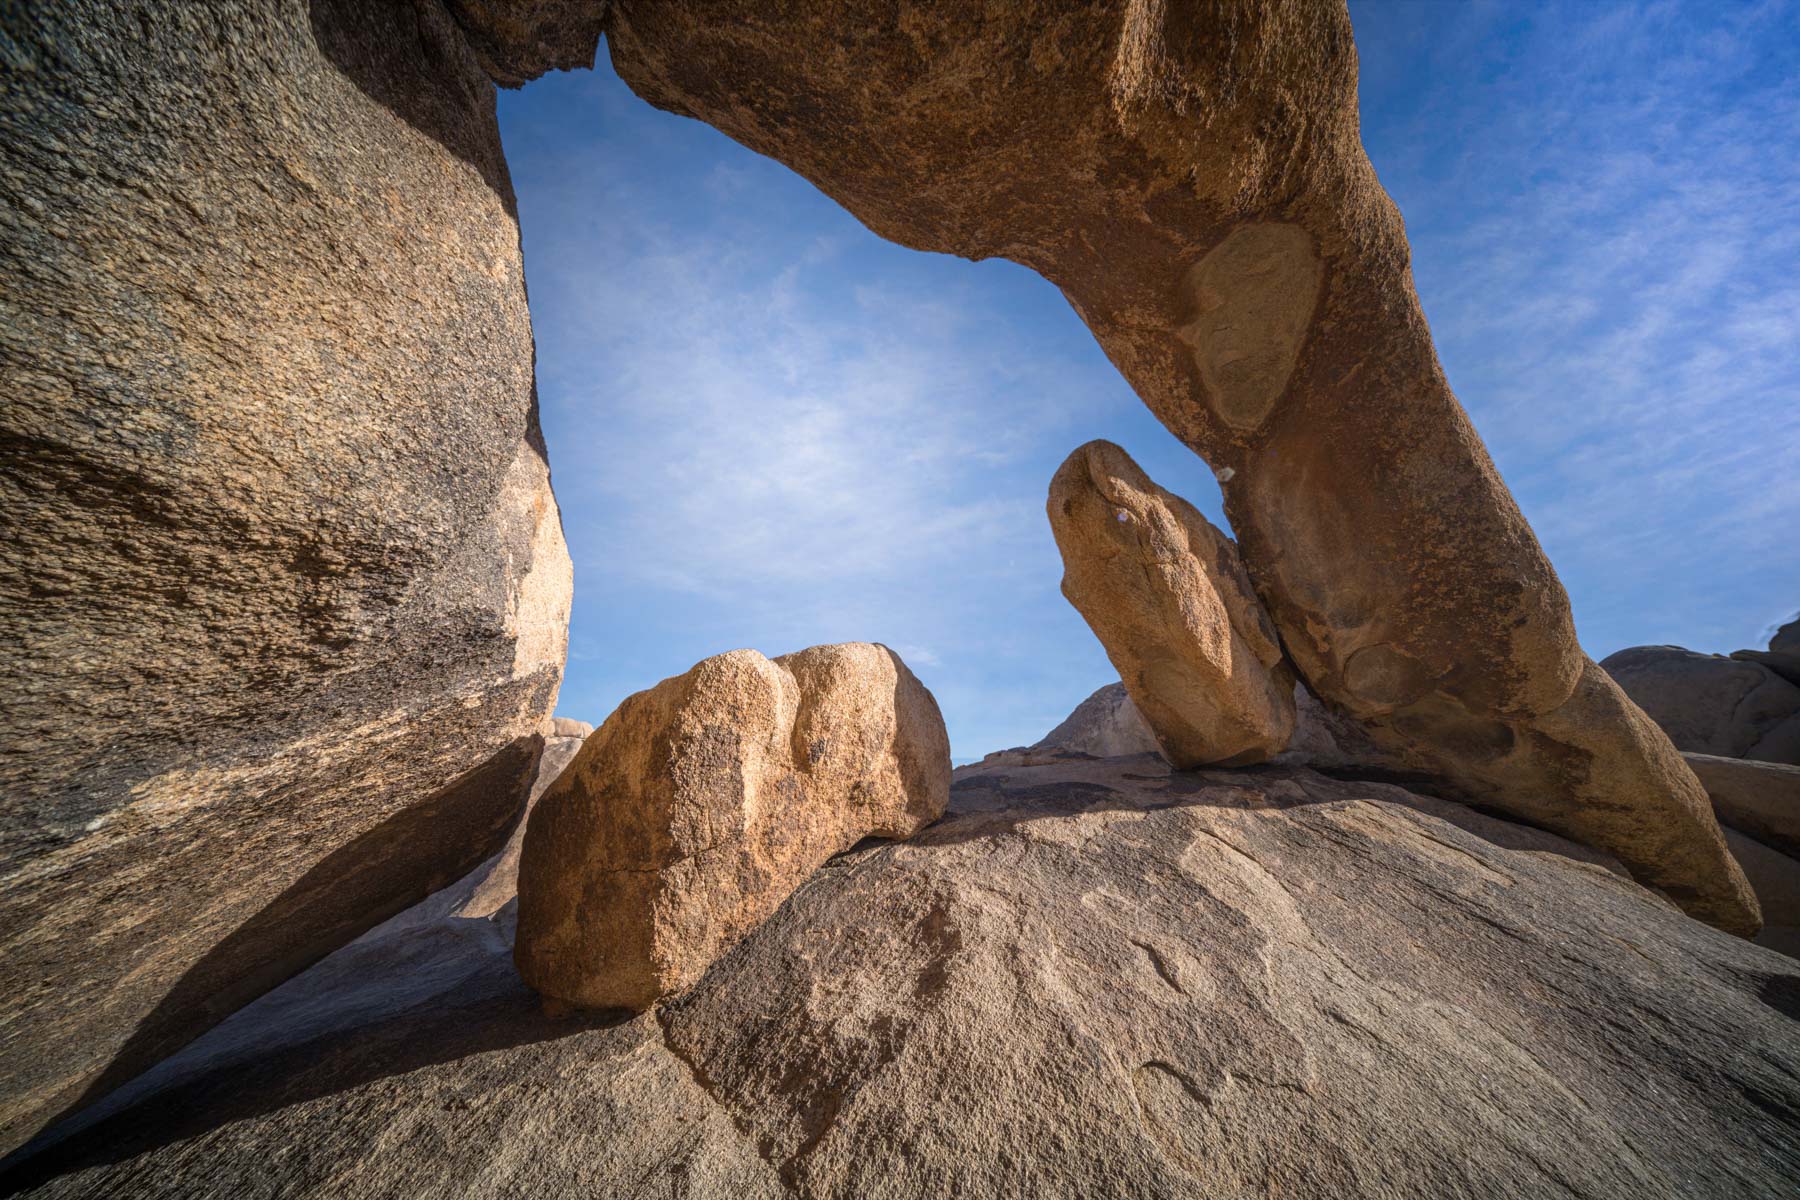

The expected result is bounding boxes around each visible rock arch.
[0,0,1756,1159]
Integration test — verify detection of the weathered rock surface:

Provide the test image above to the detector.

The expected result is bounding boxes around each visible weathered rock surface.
[9,756,1800,1199]
[1733,615,1800,688]
[0,0,570,1152]
[600,0,1756,935]
[1687,753,1800,861]
[443,0,608,87]
[1604,646,1800,764]
[515,644,950,1011]
[1049,441,1294,767]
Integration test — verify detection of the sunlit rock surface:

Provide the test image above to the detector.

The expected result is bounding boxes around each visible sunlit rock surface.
[7,756,1798,1198]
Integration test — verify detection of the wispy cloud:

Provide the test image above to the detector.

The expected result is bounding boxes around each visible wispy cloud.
[1356,0,1800,654]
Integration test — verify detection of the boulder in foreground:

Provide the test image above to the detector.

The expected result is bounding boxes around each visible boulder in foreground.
[0,0,569,1153]
[514,643,950,1011]
[1048,441,1295,767]
[8,757,1798,1198]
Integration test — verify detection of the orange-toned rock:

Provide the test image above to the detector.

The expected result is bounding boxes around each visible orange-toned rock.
[1049,441,1293,767]
[597,0,1756,935]
[515,644,949,1010]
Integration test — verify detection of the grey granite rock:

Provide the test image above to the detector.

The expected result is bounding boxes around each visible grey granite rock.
[8,758,1797,1198]
[0,0,569,1152]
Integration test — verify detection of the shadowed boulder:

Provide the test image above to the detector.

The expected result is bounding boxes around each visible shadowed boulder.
[0,0,569,1151]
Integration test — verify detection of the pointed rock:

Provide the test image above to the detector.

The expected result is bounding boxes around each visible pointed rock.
[1048,441,1295,768]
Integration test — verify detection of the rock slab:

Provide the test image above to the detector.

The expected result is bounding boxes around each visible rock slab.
[8,757,1799,1198]
[1686,753,1800,861]
[1049,441,1294,767]
[515,644,950,1010]
[0,0,570,1153]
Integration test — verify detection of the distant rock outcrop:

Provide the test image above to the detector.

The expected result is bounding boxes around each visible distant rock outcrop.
[1048,441,1295,767]
[1733,615,1800,688]
[9,757,1799,1198]
[1030,683,1162,760]
[0,0,569,1153]
[1603,646,1800,764]
[515,644,950,1011]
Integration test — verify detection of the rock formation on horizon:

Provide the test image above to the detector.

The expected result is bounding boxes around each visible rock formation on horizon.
[514,644,950,1011]
[1734,615,1800,687]
[0,0,571,1153]
[1604,644,1800,765]
[1049,441,1295,767]
[6,755,1797,1198]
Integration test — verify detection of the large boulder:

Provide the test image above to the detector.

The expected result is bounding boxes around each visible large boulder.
[515,644,950,1011]
[0,0,569,1152]
[593,0,1755,934]
[7,757,1798,1198]
[1048,441,1295,767]
[1603,646,1800,764]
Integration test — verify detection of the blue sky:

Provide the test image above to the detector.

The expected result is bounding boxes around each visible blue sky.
[500,0,1799,760]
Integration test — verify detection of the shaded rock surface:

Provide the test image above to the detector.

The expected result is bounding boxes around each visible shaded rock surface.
[453,727,591,921]
[0,0,569,1152]
[1604,646,1800,764]
[8,756,1800,1199]
[602,0,1755,935]
[443,0,608,87]
[515,644,950,1011]
[1724,828,1800,962]
[1733,615,1800,688]
[1687,753,1800,861]
[1048,441,1294,767]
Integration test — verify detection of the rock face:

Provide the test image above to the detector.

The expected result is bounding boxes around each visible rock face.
[1733,615,1800,687]
[0,0,570,1152]
[598,0,1756,935]
[1603,646,1800,764]
[444,0,609,88]
[1686,753,1800,861]
[1030,683,1162,759]
[10,757,1799,1199]
[1048,441,1295,767]
[515,644,950,1011]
